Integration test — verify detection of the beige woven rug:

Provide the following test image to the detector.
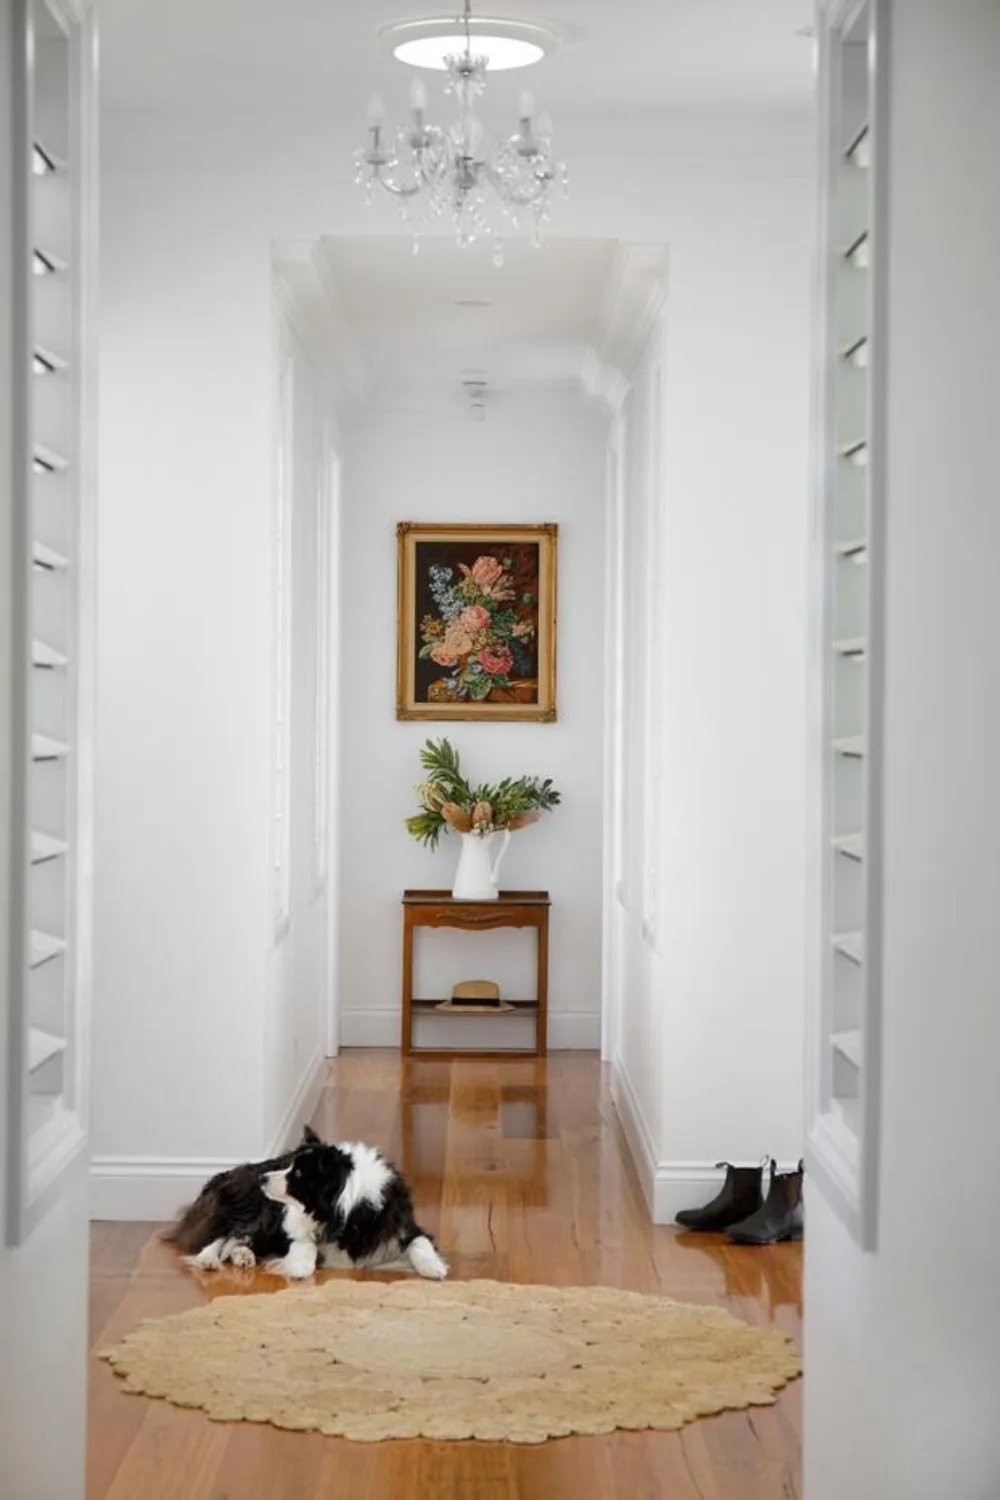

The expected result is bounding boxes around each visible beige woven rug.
[100,1278,800,1444]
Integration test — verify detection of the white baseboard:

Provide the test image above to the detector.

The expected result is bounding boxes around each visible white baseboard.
[339,1008,399,1048]
[90,1053,330,1222]
[338,1007,600,1050]
[89,1156,238,1222]
[549,1011,601,1049]
[610,1056,724,1225]
[651,1163,726,1224]
[609,1055,658,1213]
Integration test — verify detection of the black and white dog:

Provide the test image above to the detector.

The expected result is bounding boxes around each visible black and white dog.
[165,1127,447,1281]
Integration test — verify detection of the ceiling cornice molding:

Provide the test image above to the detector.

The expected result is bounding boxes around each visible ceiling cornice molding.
[271,239,369,412]
[594,241,669,379]
[47,0,95,26]
[580,241,668,413]
[579,348,627,418]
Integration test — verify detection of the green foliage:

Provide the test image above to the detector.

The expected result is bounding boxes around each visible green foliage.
[405,810,446,848]
[419,737,472,801]
[406,739,562,850]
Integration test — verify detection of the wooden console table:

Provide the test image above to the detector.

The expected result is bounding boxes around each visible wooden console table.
[401,890,550,1058]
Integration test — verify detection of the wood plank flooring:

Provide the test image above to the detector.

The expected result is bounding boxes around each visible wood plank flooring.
[88,1052,802,1499]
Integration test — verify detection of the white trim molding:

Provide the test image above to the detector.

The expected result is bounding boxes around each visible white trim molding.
[90,1156,239,1222]
[610,1057,732,1224]
[581,242,668,415]
[91,1055,329,1221]
[271,239,368,412]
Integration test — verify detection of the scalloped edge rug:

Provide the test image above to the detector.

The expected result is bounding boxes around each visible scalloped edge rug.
[99,1278,801,1444]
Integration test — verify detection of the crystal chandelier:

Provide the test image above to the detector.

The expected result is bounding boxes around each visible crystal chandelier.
[355,1,568,264]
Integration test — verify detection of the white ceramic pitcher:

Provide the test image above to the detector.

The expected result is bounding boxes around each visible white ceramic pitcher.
[451,829,511,901]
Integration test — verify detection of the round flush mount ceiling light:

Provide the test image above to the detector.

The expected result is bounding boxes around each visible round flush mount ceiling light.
[379,15,568,71]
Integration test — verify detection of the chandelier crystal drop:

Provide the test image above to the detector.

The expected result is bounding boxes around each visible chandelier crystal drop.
[354,1,568,265]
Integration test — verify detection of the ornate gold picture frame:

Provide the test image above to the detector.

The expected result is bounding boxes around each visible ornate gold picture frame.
[396,522,558,722]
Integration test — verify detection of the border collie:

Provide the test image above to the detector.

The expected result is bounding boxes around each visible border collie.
[165,1126,447,1281]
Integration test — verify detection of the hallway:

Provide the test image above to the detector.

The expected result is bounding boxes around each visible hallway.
[87,1053,801,1499]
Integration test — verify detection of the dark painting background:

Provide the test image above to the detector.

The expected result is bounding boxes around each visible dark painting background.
[413,540,542,704]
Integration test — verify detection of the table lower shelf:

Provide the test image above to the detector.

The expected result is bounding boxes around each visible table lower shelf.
[411,999,539,1016]
[407,999,541,1058]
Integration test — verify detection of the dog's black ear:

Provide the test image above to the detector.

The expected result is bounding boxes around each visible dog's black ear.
[300,1124,322,1146]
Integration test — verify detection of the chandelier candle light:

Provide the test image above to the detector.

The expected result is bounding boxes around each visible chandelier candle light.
[356,1,568,264]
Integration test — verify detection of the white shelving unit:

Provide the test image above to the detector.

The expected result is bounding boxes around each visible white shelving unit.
[807,0,887,1250]
[5,0,97,1246]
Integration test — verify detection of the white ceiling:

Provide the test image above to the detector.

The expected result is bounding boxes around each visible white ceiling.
[315,234,619,391]
[99,0,814,116]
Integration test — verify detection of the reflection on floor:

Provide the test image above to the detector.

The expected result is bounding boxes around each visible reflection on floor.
[88,1050,802,1500]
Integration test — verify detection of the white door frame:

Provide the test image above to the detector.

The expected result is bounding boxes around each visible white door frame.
[601,415,626,1062]
[322,441,343,1057]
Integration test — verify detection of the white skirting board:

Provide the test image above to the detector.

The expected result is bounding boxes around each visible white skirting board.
[89,1156,240,1223]
[339,1007,601,1051]
[610,1056,725,1225]
[90,1054,329,1222]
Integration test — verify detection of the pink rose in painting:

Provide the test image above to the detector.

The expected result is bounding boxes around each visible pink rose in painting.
[460,555,505,593]
[442,627,474,658]
[479,645,514,677]
[431,644,458,667]
[471,556,504,588]
[459,604,491,633]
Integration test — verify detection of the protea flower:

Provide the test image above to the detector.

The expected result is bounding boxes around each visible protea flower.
[441,803,474,833]
[506,811,541,831]
[472,800,492,829]
[417,780,448,811]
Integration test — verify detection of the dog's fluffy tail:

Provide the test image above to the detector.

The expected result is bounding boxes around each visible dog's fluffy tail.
[406,1232,448,1280]
[161,1198,216,1253]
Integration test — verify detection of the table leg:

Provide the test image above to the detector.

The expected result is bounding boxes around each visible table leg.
[401,911,414,1056]
[536,911,549,1057]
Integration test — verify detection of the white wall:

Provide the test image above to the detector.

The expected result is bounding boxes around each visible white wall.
[610,164,813,1220]
[608,335,666,1160]
[93,102,812,1209]
[338,387,606,1050]
[90,183,274,1214]
[805,6,1000,1496]
[91,208,334,1217]
[262,304,337,1147]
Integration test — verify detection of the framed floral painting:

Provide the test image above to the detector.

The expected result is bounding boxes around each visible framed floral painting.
[396,522,558,722]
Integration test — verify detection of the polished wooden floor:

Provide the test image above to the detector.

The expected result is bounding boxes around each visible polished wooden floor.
[88,1052,802,1499]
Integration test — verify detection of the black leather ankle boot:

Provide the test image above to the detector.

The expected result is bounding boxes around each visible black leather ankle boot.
[727,1159,804,1245]
[675,1162,765,1233]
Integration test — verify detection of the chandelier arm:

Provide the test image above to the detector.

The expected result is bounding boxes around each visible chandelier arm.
[373,174,426,200]
[482,163,550,208]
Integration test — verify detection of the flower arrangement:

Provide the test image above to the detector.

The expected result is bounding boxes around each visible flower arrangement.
[405,738,561,851]
[421,552,537,704]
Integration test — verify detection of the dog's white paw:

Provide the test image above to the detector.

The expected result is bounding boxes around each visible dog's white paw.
[269,1243,318,1280]
[407,1235,449,1281]
[185,1239,223,1271]
[227,1243,257,1269]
